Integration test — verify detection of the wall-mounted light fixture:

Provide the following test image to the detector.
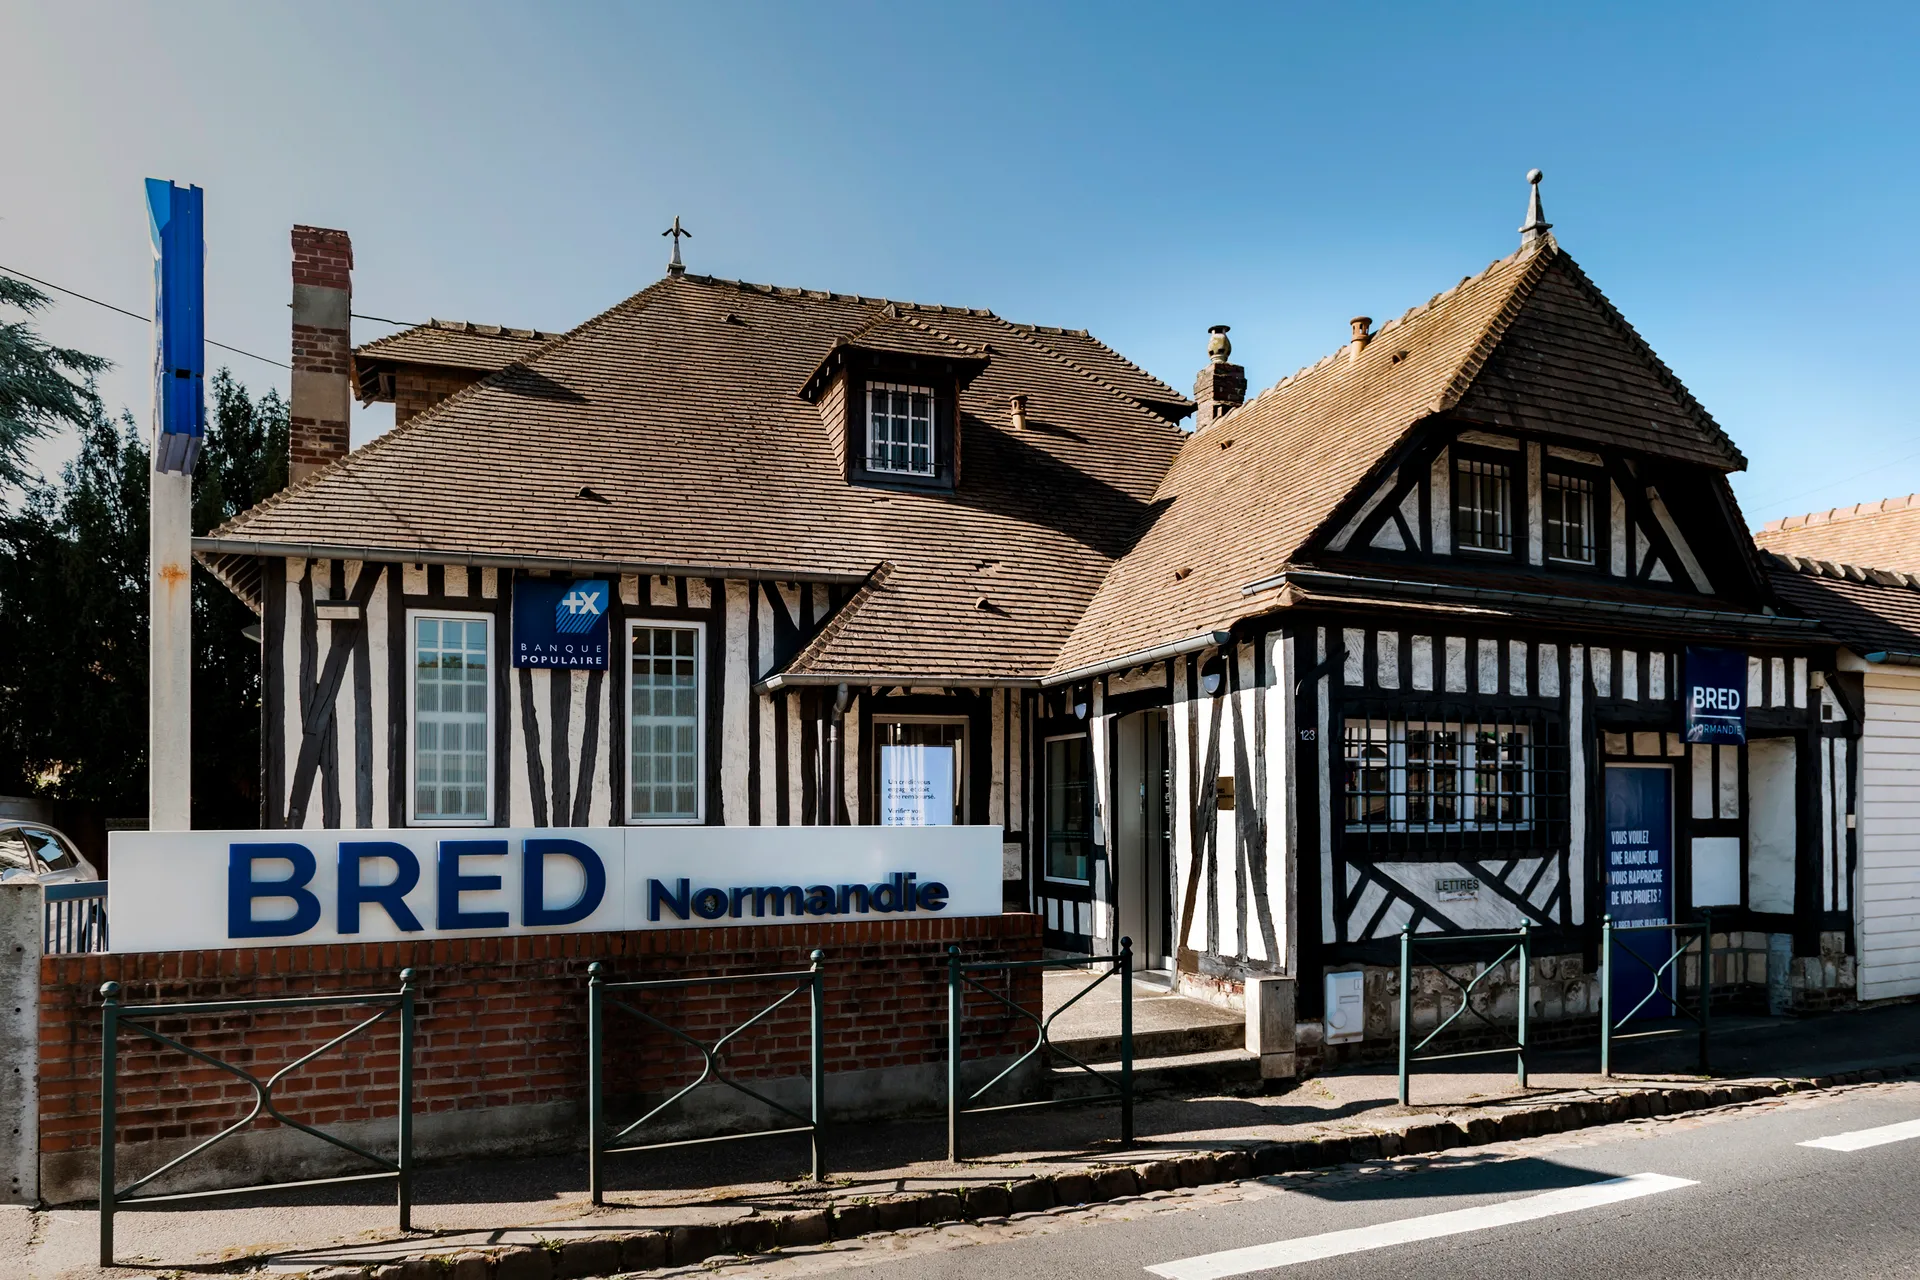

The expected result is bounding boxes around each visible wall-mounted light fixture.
[1200,655,1226,696]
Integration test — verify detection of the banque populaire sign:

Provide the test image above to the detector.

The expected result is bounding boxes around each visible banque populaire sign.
[107,825,1001,953]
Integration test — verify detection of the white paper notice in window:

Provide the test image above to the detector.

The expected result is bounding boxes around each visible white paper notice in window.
[880,744,954,826]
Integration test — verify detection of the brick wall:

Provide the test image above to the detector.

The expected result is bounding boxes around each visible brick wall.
[291,225,352,292]
[39,915,1040,1196]
[393,367,487,425]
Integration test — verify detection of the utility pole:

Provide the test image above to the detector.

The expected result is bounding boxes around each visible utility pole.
[146,179,204,833]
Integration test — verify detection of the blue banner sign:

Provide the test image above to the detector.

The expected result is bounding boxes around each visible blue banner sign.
[1683,646,1747,744]
[1605,765,1675,1017]
[513,576,610,669]
[145,178,205,476]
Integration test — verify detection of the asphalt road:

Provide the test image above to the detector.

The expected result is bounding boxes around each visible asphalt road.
[815,1082,1920,1280]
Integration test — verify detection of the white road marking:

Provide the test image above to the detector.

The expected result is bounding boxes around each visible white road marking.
[1144,1173,1698,1279]
[1798,1117,1920,1152]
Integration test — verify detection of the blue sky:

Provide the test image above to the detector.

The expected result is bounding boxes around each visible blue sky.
[4,1,1916,526]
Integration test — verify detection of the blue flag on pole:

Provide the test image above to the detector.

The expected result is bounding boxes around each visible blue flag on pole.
[146,178,205,476]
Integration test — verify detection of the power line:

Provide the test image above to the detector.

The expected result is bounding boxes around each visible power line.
[351,311,419,327]
[1746,440,1920,516]
[0,262,290,369]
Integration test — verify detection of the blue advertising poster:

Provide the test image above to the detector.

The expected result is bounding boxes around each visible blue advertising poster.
[1605,765,1675,1018]
[1683,645,1747,744]
[513,577,610,669]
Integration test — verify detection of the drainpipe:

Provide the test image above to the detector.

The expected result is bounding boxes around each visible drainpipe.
[829,683,851,825]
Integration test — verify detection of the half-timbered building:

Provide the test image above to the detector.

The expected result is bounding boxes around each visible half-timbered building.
[1757,500,1920,1002]
[198,177,1859,1059]
[1040,177,1849,1036]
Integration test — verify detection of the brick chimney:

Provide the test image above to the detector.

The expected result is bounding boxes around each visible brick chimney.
[290,226,353,483]
[1193,324,1246,428]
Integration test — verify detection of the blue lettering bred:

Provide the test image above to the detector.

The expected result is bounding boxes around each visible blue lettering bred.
[522,838,607,927]
[437,840,510,930]
[228,843,323,939]
[337,842,423,934]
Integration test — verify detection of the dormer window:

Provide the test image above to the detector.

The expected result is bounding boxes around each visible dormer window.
[1453,453,1514,554]
[867,383,937,477]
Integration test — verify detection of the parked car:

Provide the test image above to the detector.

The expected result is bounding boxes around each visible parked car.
[0,822,99,884]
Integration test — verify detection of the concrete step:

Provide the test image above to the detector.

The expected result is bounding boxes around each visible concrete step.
[1049,1018,1246,1065]
[1049,1046,1262,1100]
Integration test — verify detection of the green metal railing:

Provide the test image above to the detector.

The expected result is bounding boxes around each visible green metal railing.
[1397,925,1531,1106]
[1600,913,1712,1077]
[945,938,1133,1161]
[98,971,415,1267]
[586,953,825,1204]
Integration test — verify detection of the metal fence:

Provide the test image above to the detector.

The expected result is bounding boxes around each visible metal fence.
[945,939,1133,1161]
[1600,914,1712,1077]
[98,971,415,1267]
[586,953,826,1204]
[44,881,107,954]
[1397,925,1532,1105]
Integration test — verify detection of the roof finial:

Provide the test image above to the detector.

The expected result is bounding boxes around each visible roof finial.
[662,216,691,276]
[1519,169,1552,249]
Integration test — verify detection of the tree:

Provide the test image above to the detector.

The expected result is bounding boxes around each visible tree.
[0,401,149,812]
[0,366,288,828]
[0,275,108,491]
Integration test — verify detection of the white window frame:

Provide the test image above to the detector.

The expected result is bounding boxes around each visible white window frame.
[872,715,970,826]
[1544,469,1598,566]
[1342,718,1532,832]
[624,619,707,826]
[865,381,938,477]
[1042,732,1096,886]
[405,608,496,827]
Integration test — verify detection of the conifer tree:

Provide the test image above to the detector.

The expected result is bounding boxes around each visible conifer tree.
[0,276,107,490]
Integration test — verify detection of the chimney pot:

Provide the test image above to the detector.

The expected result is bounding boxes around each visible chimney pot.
[1347,316,1372,362]
[1009,394,1028,431]
[1193,325,1246,428]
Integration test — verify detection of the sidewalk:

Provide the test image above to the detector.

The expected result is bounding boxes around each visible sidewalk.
[16,1000,1920,1280]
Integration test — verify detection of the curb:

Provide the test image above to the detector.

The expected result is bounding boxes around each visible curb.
[298,1065,1915,1279]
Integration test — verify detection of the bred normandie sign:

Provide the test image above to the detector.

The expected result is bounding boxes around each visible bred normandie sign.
[108,826,1001,952]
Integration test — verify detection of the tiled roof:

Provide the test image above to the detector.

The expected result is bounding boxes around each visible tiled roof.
[355,320,554,372]
[206,275,1188,682]
[1051,241,1744,676]
[798,310,990,401]
[1007,325,1194,422]
[1754,494,1920,575]
[1765,551,1920,655]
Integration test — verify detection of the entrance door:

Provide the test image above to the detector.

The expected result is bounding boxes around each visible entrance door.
[1114,710,1171,970]
[1604,764,1676,1018]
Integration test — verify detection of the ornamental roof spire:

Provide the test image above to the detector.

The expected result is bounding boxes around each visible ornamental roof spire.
[1519,169,1553,249]
[663,216,691,276]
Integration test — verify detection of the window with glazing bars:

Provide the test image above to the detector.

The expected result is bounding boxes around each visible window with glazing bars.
[412,616,490,821]
[1453,456,1514,552]
[630,624,701,821]
[1545,470,1596,564]
[867,382,936,476]
[1343,718,1533,831]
